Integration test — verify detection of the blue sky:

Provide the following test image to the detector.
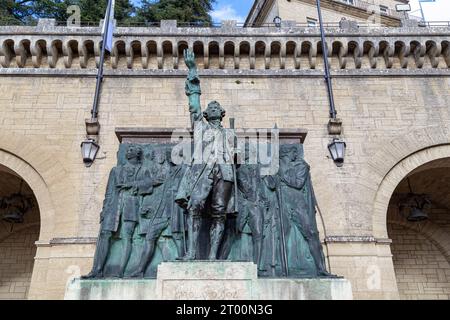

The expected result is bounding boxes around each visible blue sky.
[131,0,253,22]
[211,0,254,23]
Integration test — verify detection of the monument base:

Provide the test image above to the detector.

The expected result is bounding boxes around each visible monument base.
[65,261,353,300]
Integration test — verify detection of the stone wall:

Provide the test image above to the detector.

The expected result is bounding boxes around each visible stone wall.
[0,225,39,299]
[388,223,450,299]
[0,22,449,299]
[278,1,368,25]
[248,0,407,26]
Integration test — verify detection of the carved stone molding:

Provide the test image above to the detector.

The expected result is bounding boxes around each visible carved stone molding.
[115,127,308,144]
[1,22,449,72]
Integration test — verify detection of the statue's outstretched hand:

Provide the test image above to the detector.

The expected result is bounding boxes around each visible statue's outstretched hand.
[184,49,196,69]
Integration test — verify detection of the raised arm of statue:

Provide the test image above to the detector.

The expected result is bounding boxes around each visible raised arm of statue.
[184,49,202,125]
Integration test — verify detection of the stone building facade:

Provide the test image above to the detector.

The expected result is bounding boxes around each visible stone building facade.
[0,17,449,299]
[245,0,416,27]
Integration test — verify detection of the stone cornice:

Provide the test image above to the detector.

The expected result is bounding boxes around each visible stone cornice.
[0,20,449,72]
[1,67,448,78]
[115,127,308,144]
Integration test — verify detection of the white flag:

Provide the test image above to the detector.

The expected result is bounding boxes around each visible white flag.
[102,0,115,52]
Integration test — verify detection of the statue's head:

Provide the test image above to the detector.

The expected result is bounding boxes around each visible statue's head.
[154,148,167,164]
[203,101,225,122]
[280,144,298,162]
[125,145,143,161]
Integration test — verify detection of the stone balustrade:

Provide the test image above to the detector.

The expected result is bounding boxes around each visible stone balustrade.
[0,19,449,74]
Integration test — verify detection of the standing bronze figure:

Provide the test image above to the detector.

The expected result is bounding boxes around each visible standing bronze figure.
[175,49,235,260]
[130,148,172,277]
[277,144,332,277]
[233,145,264,265]
[83,145,151,278]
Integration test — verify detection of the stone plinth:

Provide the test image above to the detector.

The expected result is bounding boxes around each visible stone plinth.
[65,261,353,300]
[64,279,158,300]
[157,261,258,300]
[256,278,352,300]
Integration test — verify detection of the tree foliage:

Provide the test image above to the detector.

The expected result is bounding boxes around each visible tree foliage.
[0,0,216,25]
[0,0,64,24]
[138,0,216,24]
[0,0,135,25]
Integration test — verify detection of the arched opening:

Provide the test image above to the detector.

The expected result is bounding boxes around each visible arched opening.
[162,41,173,69]
[114,40,126,69]
[145,40,158,69]
[285,41,298,69]
[224,41,235,69]
[208,41,219,69]
[177,41,189,69]
[193,41,204,69]
[270,42,281,69]
[0,164,40,300]
[239,41,250,69]
[387,158,450,299]
[254,41,266,70]
[130,41,142,69]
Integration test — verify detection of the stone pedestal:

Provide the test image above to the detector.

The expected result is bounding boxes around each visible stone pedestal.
[65,261,353,300]
[157,261,257,299]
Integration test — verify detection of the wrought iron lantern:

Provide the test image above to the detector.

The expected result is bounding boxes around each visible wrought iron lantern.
[407,206,428,222]
[328,138,346,167]
[1,180,33,224]
[81,138,100,167]
[398,177,430,222]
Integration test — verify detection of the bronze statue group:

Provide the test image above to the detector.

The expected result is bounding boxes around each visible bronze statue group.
[83,50,333,279]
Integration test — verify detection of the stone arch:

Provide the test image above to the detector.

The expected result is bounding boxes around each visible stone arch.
[0,132,77,242]
[269,41,282,69]
[363,40,378,69]
[285,40,299,69]
[111,40,126,69]
[0,152,54,242]
[425,40,441,68]
[128,40,141,69]
[176,40,189,69]
[208,41,220,69]
[370,126,450,239]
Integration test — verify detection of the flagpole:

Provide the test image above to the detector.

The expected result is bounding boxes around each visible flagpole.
[91,0,113,121]
[316,0,337,119]
[418,0,437,23]
[419,0,425,22]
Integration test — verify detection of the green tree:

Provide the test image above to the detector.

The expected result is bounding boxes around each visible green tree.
[0,0,136,25]
[76,0,135,24]
[0,1,37,25]
[137,0,216,25]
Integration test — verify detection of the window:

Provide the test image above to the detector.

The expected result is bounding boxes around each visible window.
[307,17,317,27]
[380,5,389,14]
[340,0,355,5]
